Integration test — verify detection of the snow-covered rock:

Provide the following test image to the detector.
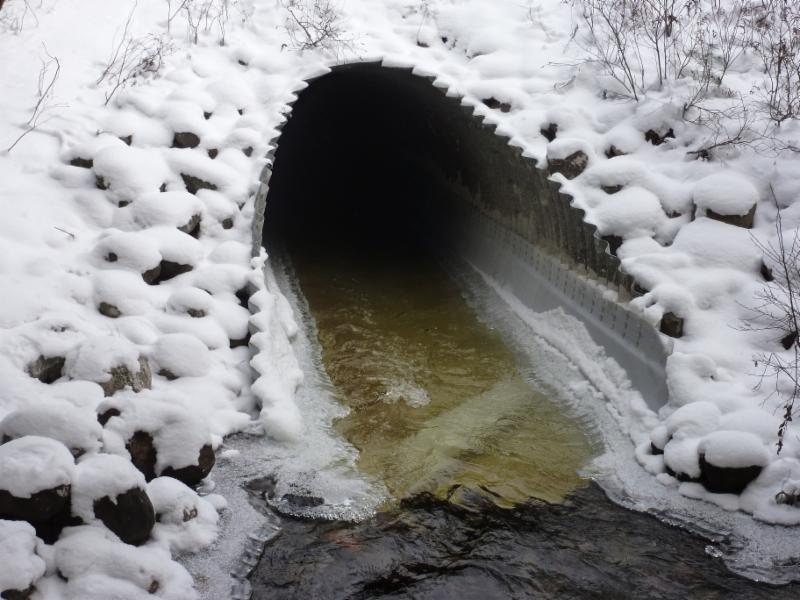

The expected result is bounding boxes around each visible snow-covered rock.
[99,395,215,485]
[692,171,759,228]
[147,477,219,553]
[152,333,212,379]
[0,401,103,457]
[698,431,770,494]
[64,335,151,396]
[0,436,74,527]
[0,436,74,499]
[72,454,155,545]
[52,526,197,599]
[93,144,171,205]
[0,520,46,597]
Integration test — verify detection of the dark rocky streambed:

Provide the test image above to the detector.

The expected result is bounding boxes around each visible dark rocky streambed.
[251,482,798,600]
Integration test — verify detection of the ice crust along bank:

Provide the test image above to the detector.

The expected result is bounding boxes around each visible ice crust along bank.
[1,0,800,596]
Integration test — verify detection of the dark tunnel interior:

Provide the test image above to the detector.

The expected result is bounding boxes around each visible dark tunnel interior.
[263,64,474,258]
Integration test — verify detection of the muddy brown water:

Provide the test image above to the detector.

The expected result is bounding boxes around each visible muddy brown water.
[292,240,595,508]
[250,236,798,599]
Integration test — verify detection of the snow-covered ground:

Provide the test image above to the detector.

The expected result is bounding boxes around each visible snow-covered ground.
[2,0,800,596]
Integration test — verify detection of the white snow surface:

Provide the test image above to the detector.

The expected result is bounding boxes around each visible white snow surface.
[0,400,102,455]
[0,436,74,497]
[693,172,759,217]
[147,477,221,553]
[64,334,142,384]
[0,520,47,593]
[0,0,799,595]
[700,430,770,469]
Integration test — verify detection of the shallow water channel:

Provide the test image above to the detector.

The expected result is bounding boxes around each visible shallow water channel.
[250,235,799,599]
[293,240,594,508]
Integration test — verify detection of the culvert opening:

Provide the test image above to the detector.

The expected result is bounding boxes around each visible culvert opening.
[262,62,599,508]
[262,62,668,413]
[264,63,470,256]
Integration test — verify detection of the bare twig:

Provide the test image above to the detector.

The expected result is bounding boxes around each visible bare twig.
[750,0,800,125]
[281,0,353,57]
[53,226,75,239]
[4,44,61,153]
[97,3,173,105]
[0,0,42,34]
[166,0,190,33]
[745,186,800,453]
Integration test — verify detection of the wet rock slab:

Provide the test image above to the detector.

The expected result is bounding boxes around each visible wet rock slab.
[250,483,799,600]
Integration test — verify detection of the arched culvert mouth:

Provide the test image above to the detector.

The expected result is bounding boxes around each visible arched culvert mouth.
[257,61,669,410]
[263,63,478,255]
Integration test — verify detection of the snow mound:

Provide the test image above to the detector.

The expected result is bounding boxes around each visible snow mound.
[141,226,204,269]
[64,335,141,384]
[71,454,147,522]
[719,409,780,445]
[153,334,211,378]
[0,436,74,497]
[147,477,220,553]
[693,172,759,216]
[547,136,593,160]
[52,526,196,599]
[665,401,721,441]
[593,186,666,238]
[699,431,770,469]
[93,270,155,317]
[664,437,701,479]
[93,144,170,204]
[100,395,212,474]
[127,191,203,231]
[93,230,162,273]
[0,520,46,593]
[0,401,103,456]
[671,218,761,272]
[166,288,213,317]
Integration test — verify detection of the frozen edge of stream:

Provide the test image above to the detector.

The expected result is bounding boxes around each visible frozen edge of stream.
[453,257,800,586]
[181,250,387,600]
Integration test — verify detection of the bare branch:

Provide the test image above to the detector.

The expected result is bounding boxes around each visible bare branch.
[281,0,353,58]
[97,4,174,106]
[4,44,61,153]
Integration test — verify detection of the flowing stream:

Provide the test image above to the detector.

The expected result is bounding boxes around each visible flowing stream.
[292,241,595,508]
[245,232,800,599]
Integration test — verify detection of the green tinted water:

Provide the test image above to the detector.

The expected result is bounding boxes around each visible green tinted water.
[292,243,594,507]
